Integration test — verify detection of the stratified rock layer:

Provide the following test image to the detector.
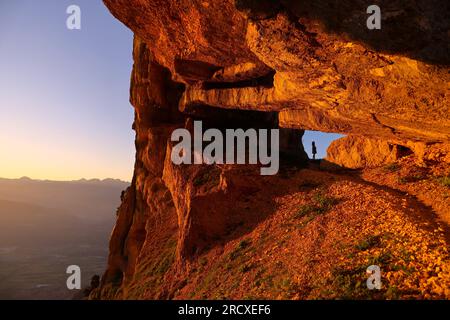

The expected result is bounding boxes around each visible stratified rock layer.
[97,0,450,299]
[101,37,309,290]
[104,0,449,143]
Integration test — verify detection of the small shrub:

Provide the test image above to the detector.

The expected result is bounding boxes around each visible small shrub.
[384,163,400,172]
[314,194,339,211]
[237,239,251,250]
[330,266,369,299]
[229,239,252,261]
[367,252,392,266]
[398,177,407,184]
[398,166,428,184]
[239,264,252,273]
[398,174,425,184]
[294,193,339,226]
[437,176,450,187]
[356,235,381,251]
[294,204,316,219]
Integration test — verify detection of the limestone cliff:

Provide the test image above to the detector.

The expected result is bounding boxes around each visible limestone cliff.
[94,0,450,299]
[325,136,409,169]
[100,36,308,292]
[103,0,449,143]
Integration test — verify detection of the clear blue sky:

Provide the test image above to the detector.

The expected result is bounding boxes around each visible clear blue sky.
[0,0,135,181]
[303,131,344,159]
[0,1,343,182]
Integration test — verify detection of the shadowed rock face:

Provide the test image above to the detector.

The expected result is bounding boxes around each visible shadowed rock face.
[98,0,449,296]
[101,37,309,288]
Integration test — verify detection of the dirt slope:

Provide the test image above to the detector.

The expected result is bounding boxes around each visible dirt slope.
[93,158,450,300]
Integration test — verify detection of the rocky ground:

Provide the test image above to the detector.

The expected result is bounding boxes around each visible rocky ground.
[94,155,450,300]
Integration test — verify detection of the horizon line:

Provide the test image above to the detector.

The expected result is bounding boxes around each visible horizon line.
[0,176,131,184]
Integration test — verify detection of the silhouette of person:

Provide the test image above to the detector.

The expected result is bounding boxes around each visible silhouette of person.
[312,141,317,160]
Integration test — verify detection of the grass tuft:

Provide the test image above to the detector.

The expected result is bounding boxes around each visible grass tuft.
[356,235,381,251]
[437,176,450,187]
[294,193,339,225]
[384,163,400,172]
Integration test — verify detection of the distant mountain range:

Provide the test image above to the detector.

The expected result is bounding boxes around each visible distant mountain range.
[0,177,129,299]
[0,177,129,223]
[13,176,129,185]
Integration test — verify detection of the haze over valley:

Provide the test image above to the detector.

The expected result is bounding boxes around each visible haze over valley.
[0,177,128,299]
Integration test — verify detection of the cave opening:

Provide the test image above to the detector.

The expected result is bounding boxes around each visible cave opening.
[396,145,414,158]
[182,105,313,169]
[202,70,276,90]
[302,130,345,160]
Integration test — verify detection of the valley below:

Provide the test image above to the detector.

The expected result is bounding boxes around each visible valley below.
[0,178,128,300]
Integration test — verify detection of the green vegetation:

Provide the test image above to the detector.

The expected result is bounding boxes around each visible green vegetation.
[239,264,253,273]
[314,193,339,210]
[148,238,177,277]
[189,238,255,299]
[229,239,252,261]
[367,251,392,266]
[398,174,426,184]
[294,204,316,219]
[329,266,370,299]
[384,163,400,172]
[328,254,391,300]
[93,283,120,300]
[397,177,408,184]
[355,235,381,251]
[127,237,177,299]
[294,193,339,224]
[437,175,450,187]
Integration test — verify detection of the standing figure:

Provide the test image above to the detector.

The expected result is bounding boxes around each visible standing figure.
[312,141,317,160]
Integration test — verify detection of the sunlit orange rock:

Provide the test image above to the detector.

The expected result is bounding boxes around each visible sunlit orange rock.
[96,0,450,299]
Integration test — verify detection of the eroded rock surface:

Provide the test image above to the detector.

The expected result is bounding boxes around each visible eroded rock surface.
[325,136,411,169]
[100,37,308,291]
[104,0,449,143]
[96,0,450,299]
